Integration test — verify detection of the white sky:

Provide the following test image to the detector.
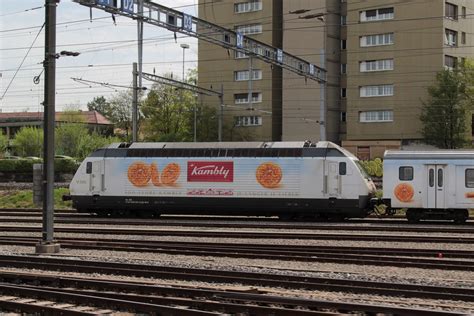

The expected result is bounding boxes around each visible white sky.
[0,0,198,112]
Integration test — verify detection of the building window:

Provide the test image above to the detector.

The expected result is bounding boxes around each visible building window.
[360,59,394,72]
[341,88,347,98]
[235,116,262,127]
[462,6,466,18]
[341,39,346,50]
[340,112,346,122]
[360,110,393,123]
[234,92,262,104]
[235,51,248,59]
[445,29,458,46]
[360,85,394,97]
[235,24,262,35]
[341,64,347,74]
[445,55,457,69]
[360,7,394,22]
[341,15,347,25]
[399,166,414,181]
[360,33,394,47]
[445,2,458,19]
[234,0,262,13]
[234,70,262,81]
[461,32,466,44]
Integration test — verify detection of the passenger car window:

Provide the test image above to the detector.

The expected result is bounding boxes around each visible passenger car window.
[466,169,474,188]
[437,169,443,187]
[399,166,413,181]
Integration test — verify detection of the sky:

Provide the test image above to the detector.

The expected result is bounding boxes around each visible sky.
[0,0,198,112]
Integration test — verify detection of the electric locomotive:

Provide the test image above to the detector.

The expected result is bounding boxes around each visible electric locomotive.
[66,141,376,219]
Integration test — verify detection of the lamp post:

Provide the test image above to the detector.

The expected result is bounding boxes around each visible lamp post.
[180,43,189,81]
[180,44,196,141]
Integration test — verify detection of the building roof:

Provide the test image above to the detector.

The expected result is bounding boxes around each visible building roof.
[0,111,112,125]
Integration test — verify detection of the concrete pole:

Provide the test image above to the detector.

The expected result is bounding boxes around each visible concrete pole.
[319,22,327,141]
[137,0,143,89]
[248,56,253,110]
[218,85,224,142]
[37,0,60,254]
[132,62,138,142]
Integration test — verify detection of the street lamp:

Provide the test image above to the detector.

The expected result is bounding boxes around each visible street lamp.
[180,43,189,81]
[180,44,196,141]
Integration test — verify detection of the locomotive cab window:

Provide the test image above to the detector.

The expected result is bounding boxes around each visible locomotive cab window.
[399,166,413,181]
[86,162,92,174]
[466,169,474,188]
[339,162,347,175]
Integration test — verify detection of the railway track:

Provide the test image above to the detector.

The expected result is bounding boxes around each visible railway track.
[0,256,469,315]
[0,224,473,244]
[0,236,472,271]
[0,214,473,234]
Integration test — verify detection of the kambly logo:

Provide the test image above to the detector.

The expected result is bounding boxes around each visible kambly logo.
[187,161,234,182]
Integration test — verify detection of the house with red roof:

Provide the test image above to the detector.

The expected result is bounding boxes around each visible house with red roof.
[0,111,113,138]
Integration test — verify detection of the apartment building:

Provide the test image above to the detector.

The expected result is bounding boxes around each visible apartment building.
[198,0,473,156]
[341,0,474,158]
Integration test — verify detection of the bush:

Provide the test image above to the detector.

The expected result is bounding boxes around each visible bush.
[12,127,43,157]
[0,158,78,174]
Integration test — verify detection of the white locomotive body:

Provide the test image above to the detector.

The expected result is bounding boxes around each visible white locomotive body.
[383,150,473,223]
[68,141,376,219]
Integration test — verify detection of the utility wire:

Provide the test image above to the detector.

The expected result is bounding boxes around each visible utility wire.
[0,22,45,101]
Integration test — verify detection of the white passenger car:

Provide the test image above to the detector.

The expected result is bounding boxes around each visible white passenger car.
[383,150,473,223]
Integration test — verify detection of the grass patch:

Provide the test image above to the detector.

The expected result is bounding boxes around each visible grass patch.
[0,188,72,209]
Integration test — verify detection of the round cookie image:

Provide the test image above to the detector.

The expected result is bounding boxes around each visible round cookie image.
[161,163,181,185]
[127,162,151,187]
[394,183,414,202]
[256,162,282,189]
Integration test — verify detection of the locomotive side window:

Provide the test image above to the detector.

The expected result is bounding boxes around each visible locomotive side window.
[399,166,413,181]
[339,162,347,175]
[86,162,92,174]
[466,169,474,188]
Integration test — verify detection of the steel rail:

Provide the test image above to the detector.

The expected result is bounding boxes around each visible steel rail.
[0,271,461,316]
[0,236,473,271]
[0,255,472,303]
[0,283,217,316]
[0,225,472,243]
[0,216,473,233]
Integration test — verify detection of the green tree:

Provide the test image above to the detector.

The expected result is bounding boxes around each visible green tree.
[87,96,113,118]
[77,133,121,161]
[141,83,194,142]
[420,63,474,149]
[108,91,134,140]
[55,123,89,157]
[12,127,43,157]
[0,133,8,157]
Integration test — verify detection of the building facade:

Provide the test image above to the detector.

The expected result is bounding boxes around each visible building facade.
[198,0,473,156]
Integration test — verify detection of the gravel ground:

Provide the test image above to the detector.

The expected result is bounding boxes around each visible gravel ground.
[0,245,473,314]
[0,220,473,314]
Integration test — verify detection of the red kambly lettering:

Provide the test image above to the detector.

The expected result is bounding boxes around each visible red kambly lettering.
[187,161,234,182]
